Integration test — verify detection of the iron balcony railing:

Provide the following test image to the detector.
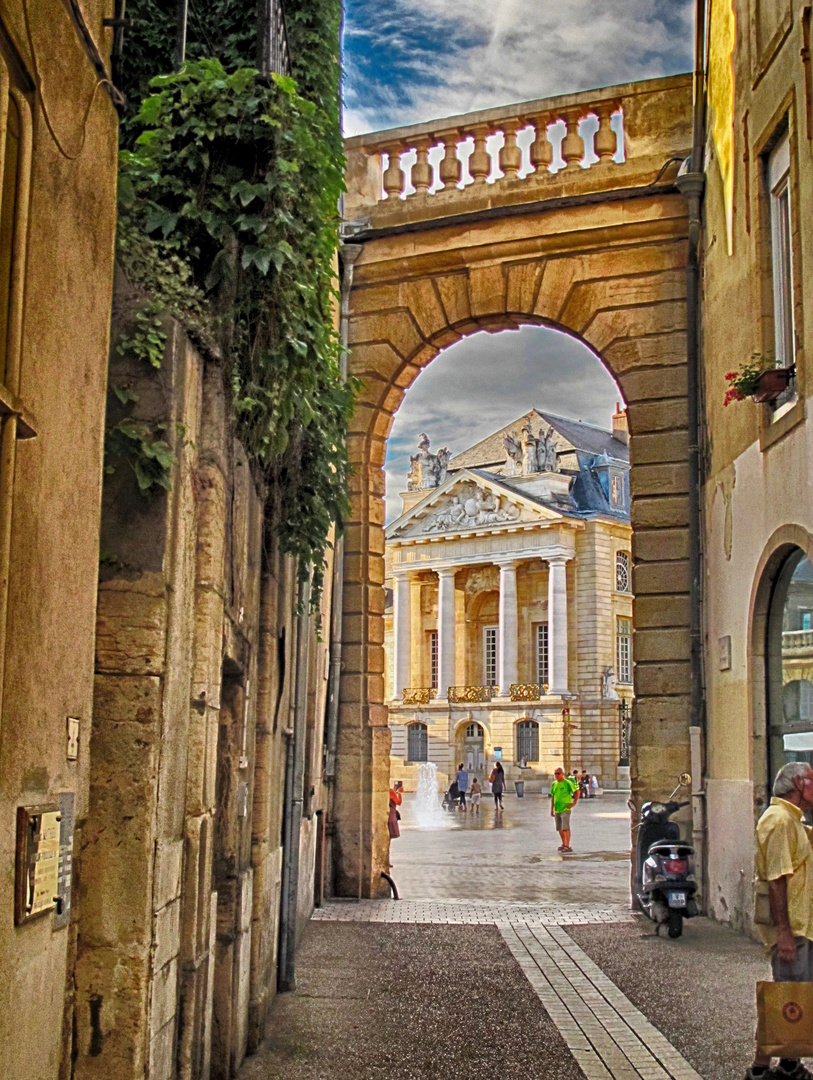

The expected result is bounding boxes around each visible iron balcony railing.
[510,683,549,701]
[447,685,493,704]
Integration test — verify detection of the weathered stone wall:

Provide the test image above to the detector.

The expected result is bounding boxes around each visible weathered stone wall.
[71,287,332,1079]
[0,6,119,1079]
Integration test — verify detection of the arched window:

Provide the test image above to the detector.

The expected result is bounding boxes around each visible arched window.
[767,551,813,777]
[616,551,630,592]
[516,720,539,762]
[407,722,428,762]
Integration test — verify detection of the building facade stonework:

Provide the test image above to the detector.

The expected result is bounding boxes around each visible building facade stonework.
[384,409,633,793]
[700,0,813,933]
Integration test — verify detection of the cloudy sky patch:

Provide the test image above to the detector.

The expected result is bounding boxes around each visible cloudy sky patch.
[385,327,622,522]
[343,0,694,135]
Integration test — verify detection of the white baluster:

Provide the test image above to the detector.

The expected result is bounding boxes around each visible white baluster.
[382,144,404,198]
[499,119,522,182]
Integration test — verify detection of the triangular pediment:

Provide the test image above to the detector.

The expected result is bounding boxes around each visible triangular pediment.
[386,470,564,541]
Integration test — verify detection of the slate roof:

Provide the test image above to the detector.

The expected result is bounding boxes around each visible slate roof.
[448,409,629,471]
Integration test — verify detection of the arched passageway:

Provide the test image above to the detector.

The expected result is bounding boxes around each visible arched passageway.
[334,74,693,896]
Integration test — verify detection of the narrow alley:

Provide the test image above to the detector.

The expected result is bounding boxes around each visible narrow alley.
[240,795,771,1080]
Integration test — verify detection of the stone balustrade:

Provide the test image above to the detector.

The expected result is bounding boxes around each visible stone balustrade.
[782,629,813,654]
[373,101,622,204]
[344,76,693,224]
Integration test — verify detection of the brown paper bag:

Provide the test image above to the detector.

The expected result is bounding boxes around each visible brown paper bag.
[757,982,813,1058]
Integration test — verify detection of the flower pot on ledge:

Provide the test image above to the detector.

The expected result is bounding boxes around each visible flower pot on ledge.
[752,365,795,403]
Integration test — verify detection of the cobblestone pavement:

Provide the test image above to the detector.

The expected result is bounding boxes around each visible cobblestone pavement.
[392,791,632,905]
[310,899,701,1080]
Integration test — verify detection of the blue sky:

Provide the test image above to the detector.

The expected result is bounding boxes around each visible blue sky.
[341,1,695,520]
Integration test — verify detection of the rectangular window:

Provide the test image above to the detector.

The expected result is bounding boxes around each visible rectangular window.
[769,132,794,371]
[617,617,632,684]
[484,626,498,687]
[428,630,438,690]
[407,723,428,763]
[516,720,539,762]
[536,622,549,687]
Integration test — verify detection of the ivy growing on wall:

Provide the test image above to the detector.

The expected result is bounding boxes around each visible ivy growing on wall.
[112,0,351,601]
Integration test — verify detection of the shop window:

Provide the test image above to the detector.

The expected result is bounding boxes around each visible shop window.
[516,719,539,762]
[616,551,630,593]
[536,622,549,686]
[484,625,498,687]
[407,722,428,763]
[768,552,813,776]
[616,617,632,684]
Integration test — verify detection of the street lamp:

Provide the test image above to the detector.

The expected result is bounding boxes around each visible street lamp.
[618,698,631,767]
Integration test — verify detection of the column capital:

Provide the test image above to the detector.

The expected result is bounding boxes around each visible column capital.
[435,565,458,579]
[545,552,573,566]
[493,557,521,570]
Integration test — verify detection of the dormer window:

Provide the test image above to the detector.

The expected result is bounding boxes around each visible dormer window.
[611,474,623,507]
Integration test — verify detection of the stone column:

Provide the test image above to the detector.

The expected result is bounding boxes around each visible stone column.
[548,556,570,693]
[437,568,456,698]
[497,560,519,695]
[392,571,412,699]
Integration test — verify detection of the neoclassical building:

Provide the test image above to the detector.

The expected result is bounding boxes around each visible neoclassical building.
[384,408,634,793]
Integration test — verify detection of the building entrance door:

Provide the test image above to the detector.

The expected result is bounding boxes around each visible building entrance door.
[463,722,485,775]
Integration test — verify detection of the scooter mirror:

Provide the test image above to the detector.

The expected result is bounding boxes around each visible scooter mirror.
[679,772,692,787]
[627,799,636,811]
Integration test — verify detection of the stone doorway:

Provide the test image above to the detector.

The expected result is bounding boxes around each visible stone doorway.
[459,721,486,776]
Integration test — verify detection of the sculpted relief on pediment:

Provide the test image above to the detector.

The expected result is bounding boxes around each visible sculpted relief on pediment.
[412,483,528,535]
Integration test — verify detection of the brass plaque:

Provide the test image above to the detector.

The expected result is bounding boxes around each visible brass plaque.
[15,804,60,924]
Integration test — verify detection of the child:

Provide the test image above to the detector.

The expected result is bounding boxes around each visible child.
[469,776,482,812]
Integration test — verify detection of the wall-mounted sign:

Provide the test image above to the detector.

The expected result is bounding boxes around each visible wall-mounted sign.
[493,747,502,760]
[15,805,60,924]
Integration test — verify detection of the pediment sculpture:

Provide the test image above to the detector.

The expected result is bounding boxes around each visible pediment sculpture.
[503,419,559,476]
[421,484,522,533]
[407,433,451,491]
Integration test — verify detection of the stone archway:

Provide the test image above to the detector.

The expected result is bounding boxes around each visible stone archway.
[333,75,694,896]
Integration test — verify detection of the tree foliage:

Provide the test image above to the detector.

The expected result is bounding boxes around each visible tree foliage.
[113,0,350,600]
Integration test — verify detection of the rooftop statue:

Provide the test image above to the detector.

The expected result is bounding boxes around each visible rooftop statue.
[407,433,451,491]
[503,419,560,476]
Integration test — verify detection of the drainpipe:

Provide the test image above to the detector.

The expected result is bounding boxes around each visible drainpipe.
[675,0,708,903]
[324,243,362,783]
[278,573,311,992]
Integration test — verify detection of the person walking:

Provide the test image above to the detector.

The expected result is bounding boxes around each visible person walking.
[746,761,813,1080]
[469,776,482,813]
[489,761,505,810]
[550,766,579,852]
[387,781,403,866]
[456,763,469,811]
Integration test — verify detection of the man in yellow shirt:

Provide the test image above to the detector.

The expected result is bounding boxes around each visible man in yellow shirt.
[747,761,813,1080]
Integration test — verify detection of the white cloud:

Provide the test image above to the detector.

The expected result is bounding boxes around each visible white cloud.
[344,0,694,134]
[384,326,622,522]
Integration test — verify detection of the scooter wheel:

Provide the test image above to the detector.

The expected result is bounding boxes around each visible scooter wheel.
[667,911,683,938]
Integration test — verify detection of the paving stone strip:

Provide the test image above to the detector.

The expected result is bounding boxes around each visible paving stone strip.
[313,897,634,925]
[313,900,701,1080]
[500,925,703,1080]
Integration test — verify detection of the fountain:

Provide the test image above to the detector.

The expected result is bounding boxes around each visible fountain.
[413,762,445,827]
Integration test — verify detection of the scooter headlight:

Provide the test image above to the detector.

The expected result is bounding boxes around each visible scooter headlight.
[650,802,667,814]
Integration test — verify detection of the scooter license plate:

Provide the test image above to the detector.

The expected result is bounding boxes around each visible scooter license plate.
[668,891,687,907]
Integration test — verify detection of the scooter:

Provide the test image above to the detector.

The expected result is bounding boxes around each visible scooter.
[629,773,698,938]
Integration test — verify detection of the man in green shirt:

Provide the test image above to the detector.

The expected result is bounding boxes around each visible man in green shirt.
[550,767,580,853]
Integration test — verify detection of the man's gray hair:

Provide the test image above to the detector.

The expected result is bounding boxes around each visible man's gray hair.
[773,761,812,797]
